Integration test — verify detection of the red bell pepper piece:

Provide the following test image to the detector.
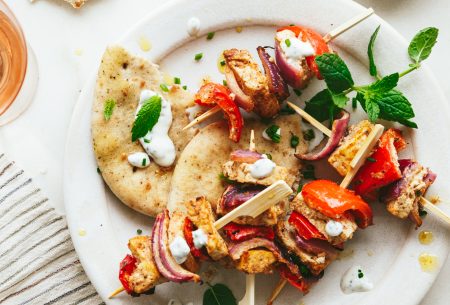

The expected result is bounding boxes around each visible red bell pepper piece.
[183,217,209,260]
[194,82,243,142]
[119,254,137,294]
[288,211,326,240]
[276,25,330,79]
[279,265,310,293]
[302,180,373,228]
[223,222,275,242]
[354,129,407,197]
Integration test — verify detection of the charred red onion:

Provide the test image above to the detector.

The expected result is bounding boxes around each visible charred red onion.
[294,235,338,259]
[218,185,263,212]
[230,149,262,163]
[257,46,289,102]
[229,238,280,260]
[152,210,200,283]
[224,68,254,112]
[295,110,350,161]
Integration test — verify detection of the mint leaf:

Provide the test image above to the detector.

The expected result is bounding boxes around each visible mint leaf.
[304,89,339,122]
[103,98,116,120]
[203,283,237,305]
[331,92,348,108]
[408,27,439,64]
[131,96,162,142]
[397,118,418,128]
[369,73,399,93]
[368,25,381,77]
[315,53,354,93]
[376,90,414,120]
[365,99,380,122]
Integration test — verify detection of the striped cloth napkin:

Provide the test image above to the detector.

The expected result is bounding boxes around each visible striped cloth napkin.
[0,154,103,305]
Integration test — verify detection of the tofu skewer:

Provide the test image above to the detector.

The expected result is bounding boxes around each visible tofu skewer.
[267,115,383,304]
[183,8,374,130]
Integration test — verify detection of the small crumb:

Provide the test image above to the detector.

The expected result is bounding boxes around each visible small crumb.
[78,229,86,236]
[337,248,354,260]
[235,26,243,33]
[200,75,212,86]
[366,249,374,256]
[430,195,441,204]
[74,48,83,56]
[138,36,152,52]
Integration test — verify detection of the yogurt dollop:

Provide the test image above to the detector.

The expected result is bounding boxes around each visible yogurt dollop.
[340,265,373,294]
[277,30,315,69]
[250,155,276,179]
[168,236,190,265]
[325,220,343,237]
[187,17,201,36]
[127,152,150,168]
[192,228,208,249]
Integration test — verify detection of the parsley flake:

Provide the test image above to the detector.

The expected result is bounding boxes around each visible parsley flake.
[206,32,215,40]
[174,77,181,84]
[103,99,116,121]
[194,52,203,61]
[137,229,143,235]
[285,39,291,47]
[160,84,169,92]
[265,125,281,143]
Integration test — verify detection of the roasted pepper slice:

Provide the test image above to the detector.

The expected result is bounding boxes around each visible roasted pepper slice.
[288,211,326,240]
[223,222,275,242]
[119,254,137,294]
[183,217,209,260]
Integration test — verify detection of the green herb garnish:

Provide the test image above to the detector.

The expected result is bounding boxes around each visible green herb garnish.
[265,125,281,143]
[302,164,316,180]
[223,80,228,86]
[96,167,101,174]
[142,158,147,167]
[160,83,169,92]
[358,269,364,278]
[303,129,315,141]
[297,183,303,194]
[367,157,376,162]
[203,283,237,305]
[304,26,439,128]
[182,85,187,90]
[137,229,143,235]
[207,32,215,40]
[174,77,181,84]
[293,89,302,96]
[220,60,226,66]
[285,39,291,47]
[264,153,272,160]
[131,96,162,142]
[103,98,116,121]
[143,138,150,143]
[218,173,236,185]
[195,52,203,61]
[419,209,428,217]
[290,133,299,148]
[280,105,295,115]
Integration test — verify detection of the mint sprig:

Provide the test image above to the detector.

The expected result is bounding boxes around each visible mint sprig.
[305,26,438,128]
[203,283,237,305]
[131,95,162,141]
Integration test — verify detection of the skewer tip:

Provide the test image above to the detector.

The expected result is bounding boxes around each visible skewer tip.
[108,286,125,299]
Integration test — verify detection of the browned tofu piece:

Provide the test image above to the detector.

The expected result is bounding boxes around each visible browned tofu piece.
[231,202,285,226]
[290,194,357,245]
[236,249,277,274]
[222,161,289,186]
[223,49,280,118]
[128,236,161,294]
[328,120,375,176]
[276,221,331,275]
[185,197,229,260]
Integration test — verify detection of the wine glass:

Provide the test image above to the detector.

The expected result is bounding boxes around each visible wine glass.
[0,0,38,126]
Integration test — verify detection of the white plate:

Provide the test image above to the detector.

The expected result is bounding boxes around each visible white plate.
[63,0,450,304]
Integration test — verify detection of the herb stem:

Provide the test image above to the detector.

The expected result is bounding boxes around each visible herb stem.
[343,87,355,95]
[399,64,419,78]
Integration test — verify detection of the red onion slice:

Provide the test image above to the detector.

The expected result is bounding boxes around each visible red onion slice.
[219,185,263,211]
[230,149,263,163]
[224,69,254,112]
[257,46,289,102]
[275,40,312,89]
[294,235,338,259]
[229,238,280,260]
[296,110,350,160]
[152,210,200,283]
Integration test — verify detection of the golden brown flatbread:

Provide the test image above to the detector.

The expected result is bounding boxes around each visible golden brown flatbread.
[92,46,195,217]
[167,116,307,212]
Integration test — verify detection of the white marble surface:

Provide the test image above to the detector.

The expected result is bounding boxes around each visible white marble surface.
[1,0,448,303]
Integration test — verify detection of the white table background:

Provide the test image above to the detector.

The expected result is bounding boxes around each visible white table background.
[2,0,449,303]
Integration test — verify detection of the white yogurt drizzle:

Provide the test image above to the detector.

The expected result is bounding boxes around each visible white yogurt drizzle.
[340,265,373,294]
[135,90,176,167]
[187,17,201,36]
[192,229,208,249]
[168,236,191,265]
[325,220,343,237]
[250,155,276,179]
[127,152,150,168]
[168,299,182,305]
[277,30,315,69]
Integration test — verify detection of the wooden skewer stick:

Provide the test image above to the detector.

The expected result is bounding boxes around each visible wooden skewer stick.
[286,102,332,137]
[323,8,374,43]
[421,197,450,225]
[183,8,374,131]
[182,105,221,130]
[267,278,288,305]
[109,287,125,299]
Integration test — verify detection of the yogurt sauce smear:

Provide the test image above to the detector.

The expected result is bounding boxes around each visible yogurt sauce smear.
[187,17,201,36]
[340,265,373,294]
[169,236,191,264]
[277,30,315,69]
[325,220,343,237]
[136,90,176,167]
[250,155,276,179]
[127,152,150,168]
[192,229,208,249]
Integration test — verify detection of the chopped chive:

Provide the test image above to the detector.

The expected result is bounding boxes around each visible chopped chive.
[160,84,169,92]
[285,39,291,47]
[293,89,302,96]
[352,97,357,109]
[218,173,236,184]
[220,60,226,66]
[357,270,364,278]
[223,80,227,86]
[96,167,101,174]
[302,164,316,180]
[419,209,428,217]
[143,138,150,143]
[137,229,143,235]
[182,85,187,90]
[206,32,215,40]
[265,125,281,143]
[367,157,376,162]
[265,153,272,160]
[174,77,181,84]
[194,52,203,61]
[297,183,303,193]
[290,133,299,148]
[142,158,147,166]
[289,23,295,26]
[303,129,315,141]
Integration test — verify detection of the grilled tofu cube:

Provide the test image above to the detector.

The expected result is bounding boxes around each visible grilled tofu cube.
[236,249,277,274]
[222,161,289,186]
